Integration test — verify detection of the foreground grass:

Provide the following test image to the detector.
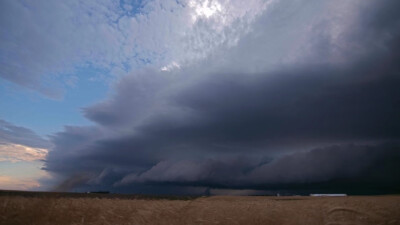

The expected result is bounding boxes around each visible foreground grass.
[1,194,399,225]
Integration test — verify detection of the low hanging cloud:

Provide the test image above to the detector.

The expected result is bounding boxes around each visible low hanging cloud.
[247,143,400,187]
[0,143,47,162]
[44,0,400,194]
[0,120,51,190]
[0,119,50,162]
[118,143,400,189]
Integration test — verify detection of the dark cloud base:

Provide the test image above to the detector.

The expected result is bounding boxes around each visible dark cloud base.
[47,142,400,195]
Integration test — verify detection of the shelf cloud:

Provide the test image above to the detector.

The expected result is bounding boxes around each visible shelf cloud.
[36,0,400,194]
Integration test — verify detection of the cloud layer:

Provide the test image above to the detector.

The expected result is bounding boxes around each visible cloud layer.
[40,0,400,194]
[0,120,51,190]
[0,119,50,149]
[0,143,47,162]
[0,0,269,97]
[0,119,50,162]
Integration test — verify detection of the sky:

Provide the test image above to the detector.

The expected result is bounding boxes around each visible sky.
[0,0,399,195]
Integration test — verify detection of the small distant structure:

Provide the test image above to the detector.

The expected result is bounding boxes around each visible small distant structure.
[87,191,110,194]
[310,194,347,197]
[204,187,211,196]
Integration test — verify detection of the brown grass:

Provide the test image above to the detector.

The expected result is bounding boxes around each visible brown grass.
[1,195,400,225]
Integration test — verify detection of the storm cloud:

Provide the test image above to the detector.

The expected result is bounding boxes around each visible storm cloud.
[44,0,400,194]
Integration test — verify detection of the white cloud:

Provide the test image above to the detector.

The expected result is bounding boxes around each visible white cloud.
[0,0,271,98]
[189,0,223,22]
[0,143,48,162]
[161,61,181,71]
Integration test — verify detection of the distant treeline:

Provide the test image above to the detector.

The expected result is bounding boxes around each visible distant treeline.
[0,190,198,200]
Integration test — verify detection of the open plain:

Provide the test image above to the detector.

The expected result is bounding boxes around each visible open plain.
[1,193,399,225]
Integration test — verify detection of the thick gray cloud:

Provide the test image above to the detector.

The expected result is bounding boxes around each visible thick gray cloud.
[44,0,400,194]
[248,143,400,186]
[119,143,400,191]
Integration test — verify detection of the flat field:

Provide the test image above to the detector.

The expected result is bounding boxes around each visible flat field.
[1,192,399,225]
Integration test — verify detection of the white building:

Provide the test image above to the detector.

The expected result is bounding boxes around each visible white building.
[310,194,347,197]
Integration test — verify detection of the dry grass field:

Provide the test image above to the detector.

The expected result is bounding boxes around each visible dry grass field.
[1,193,399,225]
